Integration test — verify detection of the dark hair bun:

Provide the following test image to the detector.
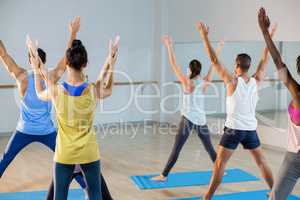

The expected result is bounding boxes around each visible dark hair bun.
[71,40,83,49]
[66,39,88,70]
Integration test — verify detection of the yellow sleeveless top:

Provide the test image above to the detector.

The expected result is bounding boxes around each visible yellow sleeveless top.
[53,83,100,164]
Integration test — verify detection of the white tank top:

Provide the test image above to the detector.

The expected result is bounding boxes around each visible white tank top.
[225,77,258,130]
[181,79,206,126]
[287,117,300,153]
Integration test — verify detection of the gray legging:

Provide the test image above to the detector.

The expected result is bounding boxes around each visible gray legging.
[54,160,102,200]
[162,116,217,177]
[271,151,300,200]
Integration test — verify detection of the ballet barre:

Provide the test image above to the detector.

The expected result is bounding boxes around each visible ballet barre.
[0,81,159,89]
[114,81,158,86]
[173,79,282,84]
[0,84,16,89]
[0,79,282,89]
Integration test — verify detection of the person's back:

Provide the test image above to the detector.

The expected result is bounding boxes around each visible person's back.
[181,78,206,126]
[28,37,119,200]
[197,22,275,200]
[151,37,218,182]
[17,72,55,135]
[0,44,59,178]
[225,77,258,130]
[54,83,99,164]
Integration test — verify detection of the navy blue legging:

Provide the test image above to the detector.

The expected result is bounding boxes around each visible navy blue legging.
[162,116,217,177]
[46,173,113,200]
[0,131,86,188]
[54,161,102,200]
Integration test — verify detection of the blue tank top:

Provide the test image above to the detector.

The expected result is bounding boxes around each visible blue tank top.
[16,73,56,135]
[181,78,207,126]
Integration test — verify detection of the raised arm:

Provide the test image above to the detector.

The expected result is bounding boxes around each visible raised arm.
[95,36,119,99]
[202,39,225,92]
[48,16,81,83]
[162,35,194,93]
[196,22,233,84]
[258,8,300,101]
[27,37,56,101]
[102,48,117,91]
[0,40,27,84]
[33,62,53,101]
[97,53,113,84]
[253,23,277,84]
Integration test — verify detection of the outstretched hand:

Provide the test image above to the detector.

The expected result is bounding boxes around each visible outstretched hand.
[196,21,209,37]
[110,35,120,55]
[270,23,278,37]
[161,35,172,47]
[109,35,120,64]
[258,7,270,32]
[26,35,42,70]
[69,16,81,35]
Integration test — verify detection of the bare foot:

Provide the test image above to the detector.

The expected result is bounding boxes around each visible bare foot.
[151,174,167,181]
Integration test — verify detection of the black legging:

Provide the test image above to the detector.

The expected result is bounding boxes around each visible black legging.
[162,116,217,177]
[46,173,113,200]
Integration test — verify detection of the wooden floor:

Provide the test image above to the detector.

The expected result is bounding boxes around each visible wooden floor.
[0,118,300,200]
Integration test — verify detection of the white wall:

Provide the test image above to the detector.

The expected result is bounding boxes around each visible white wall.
[167,0,300,42]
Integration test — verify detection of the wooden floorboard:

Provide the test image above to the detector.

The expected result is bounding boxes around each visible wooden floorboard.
[0,120,299,200]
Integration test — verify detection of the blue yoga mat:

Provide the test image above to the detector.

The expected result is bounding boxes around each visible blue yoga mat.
[131,168,259,190]
[0,189,85,200]
[172,190,300,200]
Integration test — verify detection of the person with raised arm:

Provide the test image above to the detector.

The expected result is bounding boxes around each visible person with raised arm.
[196,21,277,200]
[152,35,224,181]
[258,7,300,200]
[27,30,118,200]
[0,16,89,198]
[40,18,114,200]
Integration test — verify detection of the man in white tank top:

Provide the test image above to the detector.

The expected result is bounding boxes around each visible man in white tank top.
[196,22,277,200]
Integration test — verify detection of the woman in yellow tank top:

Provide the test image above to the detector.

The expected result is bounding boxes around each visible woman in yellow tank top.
[26,34,119,200]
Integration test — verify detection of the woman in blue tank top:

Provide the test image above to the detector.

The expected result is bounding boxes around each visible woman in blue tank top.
[152,36,224,181]
[0,17,99,200]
